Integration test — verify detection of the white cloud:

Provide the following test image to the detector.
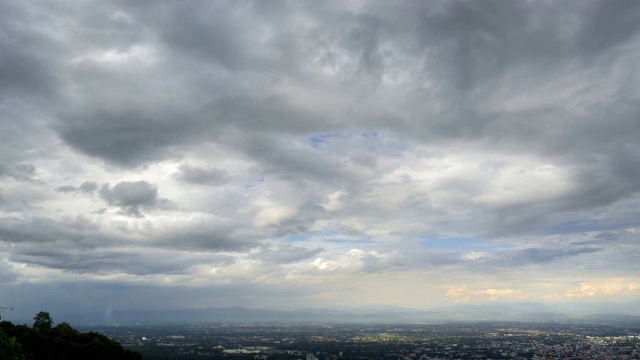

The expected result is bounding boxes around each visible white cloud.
[71,44,157,66]
[565,278,640,299]
[446,286,529,304]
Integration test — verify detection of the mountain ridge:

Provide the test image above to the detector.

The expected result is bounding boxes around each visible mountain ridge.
[35,302,640,325]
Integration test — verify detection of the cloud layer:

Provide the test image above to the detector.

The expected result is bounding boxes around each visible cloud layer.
[1,0,640,316]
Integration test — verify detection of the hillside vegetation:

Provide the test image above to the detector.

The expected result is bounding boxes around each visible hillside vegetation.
[0,312,141,360]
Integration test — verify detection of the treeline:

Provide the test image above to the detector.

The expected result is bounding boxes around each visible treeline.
[0,311,141,360]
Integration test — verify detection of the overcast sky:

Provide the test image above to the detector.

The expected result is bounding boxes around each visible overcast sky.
[1,0,640,320]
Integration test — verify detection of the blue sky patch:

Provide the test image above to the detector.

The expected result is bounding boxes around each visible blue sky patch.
[309,133,340,148]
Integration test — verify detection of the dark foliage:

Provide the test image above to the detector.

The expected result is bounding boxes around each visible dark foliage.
[0,313,141,360]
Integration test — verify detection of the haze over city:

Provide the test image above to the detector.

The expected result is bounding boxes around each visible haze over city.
[1,0,639,323]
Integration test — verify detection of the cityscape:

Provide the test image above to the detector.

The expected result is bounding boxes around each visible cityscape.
[92,322,640,360]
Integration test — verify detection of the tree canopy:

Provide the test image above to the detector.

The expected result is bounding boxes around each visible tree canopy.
[32,311,53,332]
[0,312,141,360]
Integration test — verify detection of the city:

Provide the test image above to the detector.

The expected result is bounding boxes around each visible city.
[89,322,640,360]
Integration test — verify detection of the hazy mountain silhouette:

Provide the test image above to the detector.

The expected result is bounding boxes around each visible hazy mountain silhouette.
[33,301,639,325]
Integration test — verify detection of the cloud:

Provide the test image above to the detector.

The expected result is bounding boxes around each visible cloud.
[99,181,162,216]
[252,244,324,265]
[79,181,98,193]
[497,247,602,266]
[58,110,195,167]
[1,0,640,314]
[302,248,417,274]
[55,185,76,193]
[565,278,640,299]
[0,258,18,283]
[0,163,36,181]
[8,246,233,277]
[56,181,99,194]
[578,0,640,56]
[446,286,529,304]
[175,165,229,185]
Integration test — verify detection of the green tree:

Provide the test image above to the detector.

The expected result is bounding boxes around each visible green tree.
[0,329,25,360]
[3,312,141,359]
[32,311,53,332]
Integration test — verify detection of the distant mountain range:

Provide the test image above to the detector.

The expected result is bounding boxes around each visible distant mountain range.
[37,302,639,325]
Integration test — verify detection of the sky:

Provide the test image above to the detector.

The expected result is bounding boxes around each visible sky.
[1,0,640,321]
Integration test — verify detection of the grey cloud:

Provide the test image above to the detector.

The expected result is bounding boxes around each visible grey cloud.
[0,163,36,181]
[368,244,605,273]
[571,232,619,246]
[0,215,104,247]
[4,201,255,255]
[417,1,520,92]
[0,258,17,283]
[233,133,352,184]
[253,244,324,264]
[158,224,260,252]
[79,181,98,193]
[362,250,460,273]
[413,0,638,93]
[498,247,602,266]
[99,181,160,216]
[0,2,62,100]
[58,110,194,167]
[34,0,638,198]
[154,3,247,70]
[0,213,249,275]
[176,165,229,185]
[578,0,640,56]
[594,232,618,241]
[485,154,640,237]
[55,185,76,193]
[9,247,223,276]
[14,164,35,178]
[56,181,98,194]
